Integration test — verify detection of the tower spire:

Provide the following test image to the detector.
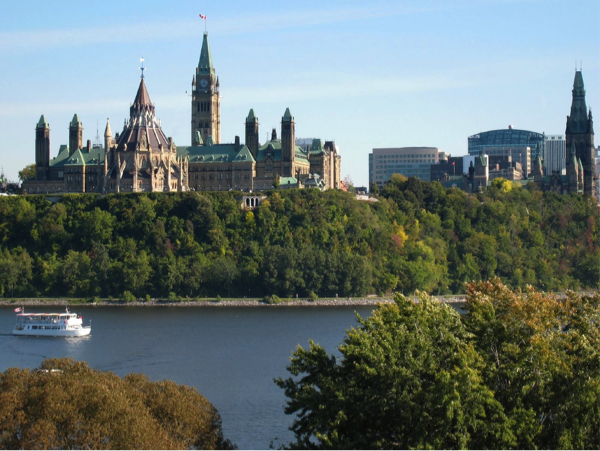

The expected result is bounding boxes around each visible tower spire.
[197,32,214,75]
[567,70,589,134]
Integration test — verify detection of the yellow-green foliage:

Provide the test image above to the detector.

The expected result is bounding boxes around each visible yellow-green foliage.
[0,358,234,450]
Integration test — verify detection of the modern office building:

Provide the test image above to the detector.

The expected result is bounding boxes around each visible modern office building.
[468,127,545,165]
[369,147,441,187]
[544,135,566,175]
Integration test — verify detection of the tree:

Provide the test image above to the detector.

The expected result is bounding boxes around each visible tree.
[0,358,235,450]
[463,279,600,449]
[276,292,512,449]
[18,164,35,182]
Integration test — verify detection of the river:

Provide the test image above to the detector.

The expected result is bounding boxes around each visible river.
[0,304,383,449]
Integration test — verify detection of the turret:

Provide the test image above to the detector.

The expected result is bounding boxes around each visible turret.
[104,118,112,153]
[281,108,295,176]
[245,109,259,159]
[35,115,51,180]
[69,114,83,157]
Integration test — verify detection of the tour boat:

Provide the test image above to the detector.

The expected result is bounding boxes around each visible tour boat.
[12,307,91,337]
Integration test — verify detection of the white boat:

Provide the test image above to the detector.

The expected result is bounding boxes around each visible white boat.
[12,308,91,337]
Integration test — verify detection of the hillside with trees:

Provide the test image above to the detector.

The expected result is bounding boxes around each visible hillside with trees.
[0,177,597,299]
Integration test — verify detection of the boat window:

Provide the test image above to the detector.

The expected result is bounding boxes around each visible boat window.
[32,326,37,330]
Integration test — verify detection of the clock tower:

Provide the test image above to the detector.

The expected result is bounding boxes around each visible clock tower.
[191,32,221,145]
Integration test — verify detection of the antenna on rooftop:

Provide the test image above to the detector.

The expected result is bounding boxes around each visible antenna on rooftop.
[93,120,102,148]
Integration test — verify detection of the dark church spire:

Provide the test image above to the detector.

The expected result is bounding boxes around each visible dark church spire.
[567,70,589,134]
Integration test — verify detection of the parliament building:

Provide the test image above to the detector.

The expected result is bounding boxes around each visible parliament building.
[24,32,341,194]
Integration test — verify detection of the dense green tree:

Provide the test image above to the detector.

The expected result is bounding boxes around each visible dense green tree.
[277,281,600,449]
[276,290,512,449]
[0,358,235,450]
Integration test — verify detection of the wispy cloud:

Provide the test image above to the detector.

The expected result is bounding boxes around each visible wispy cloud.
[0,74,473,118]
[0,0,531,55]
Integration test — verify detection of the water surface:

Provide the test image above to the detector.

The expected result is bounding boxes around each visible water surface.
[0,305,378,449]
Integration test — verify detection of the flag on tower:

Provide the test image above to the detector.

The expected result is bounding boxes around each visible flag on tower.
[199,14,207,19]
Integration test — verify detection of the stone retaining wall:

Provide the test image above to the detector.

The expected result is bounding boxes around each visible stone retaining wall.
[0,297,467,308]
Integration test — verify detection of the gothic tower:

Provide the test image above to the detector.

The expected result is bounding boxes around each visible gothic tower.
[191,32,221,145]
[565,70,595,197]
[245,109,259,159]
[69,114,83,156]
[281,108,295,177]
[35,115,50,181]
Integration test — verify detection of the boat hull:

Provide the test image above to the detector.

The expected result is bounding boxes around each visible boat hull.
[13,327,91,337]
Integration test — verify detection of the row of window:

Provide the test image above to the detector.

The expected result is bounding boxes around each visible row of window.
[190,165,252,172]
[376,154,437,159]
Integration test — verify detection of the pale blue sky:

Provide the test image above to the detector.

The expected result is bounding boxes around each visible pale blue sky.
[1,0,598,187]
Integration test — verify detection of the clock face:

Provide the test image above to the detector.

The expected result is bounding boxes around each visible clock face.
[200,79,208,88]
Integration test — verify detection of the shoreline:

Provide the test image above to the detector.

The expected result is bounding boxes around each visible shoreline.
[0,297,467,308]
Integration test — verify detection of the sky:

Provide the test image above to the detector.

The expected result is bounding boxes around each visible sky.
[0,0,598,188]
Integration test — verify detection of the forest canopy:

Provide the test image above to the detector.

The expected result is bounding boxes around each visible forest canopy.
[0,177,598,299]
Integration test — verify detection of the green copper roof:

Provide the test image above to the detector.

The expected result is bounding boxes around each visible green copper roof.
[49,145,105,168]
[198,32,215,75]
[37,115,49,128]
[280,177,298,185]
[177,143,256,164]
[256,140,309,163]
[282,108,293,121]
[70,114,82,127]
[310,139,324,155]
[247,109,256,121]
[233,146,255,162]
[65,149,86,166]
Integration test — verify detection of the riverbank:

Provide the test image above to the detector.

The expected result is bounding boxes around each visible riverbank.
[0,296,467,308]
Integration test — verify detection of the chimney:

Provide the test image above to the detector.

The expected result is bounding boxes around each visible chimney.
[87,140,92,152]
[235,135,240,152]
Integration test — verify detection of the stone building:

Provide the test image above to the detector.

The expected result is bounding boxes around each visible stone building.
[23,77,186,194]
[24,30,340,194]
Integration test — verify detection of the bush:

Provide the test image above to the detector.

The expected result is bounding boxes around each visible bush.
[145,294,151,302]
[0,358,236,449]
[168,292,178,302]
[308,291,319,301]
[264,294,282,305]
[122,291,136,303]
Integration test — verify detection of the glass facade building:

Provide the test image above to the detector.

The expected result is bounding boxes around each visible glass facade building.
[468,128,545,162]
